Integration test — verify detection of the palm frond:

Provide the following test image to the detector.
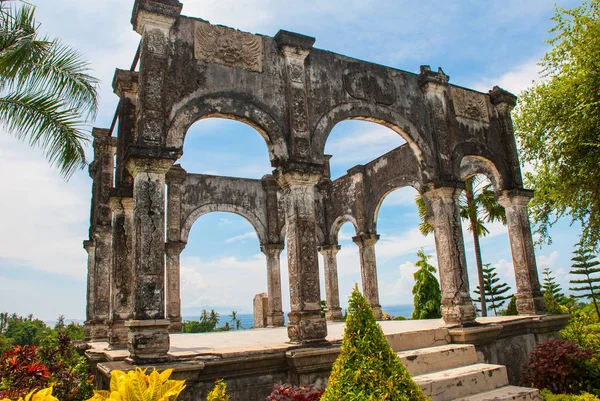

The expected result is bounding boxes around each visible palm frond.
[0,90,88,178]
[416,194,434,236]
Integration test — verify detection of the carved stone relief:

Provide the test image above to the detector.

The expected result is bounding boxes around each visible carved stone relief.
[451,86,489,122]
[195,22,263,72]
[343,67,396,105]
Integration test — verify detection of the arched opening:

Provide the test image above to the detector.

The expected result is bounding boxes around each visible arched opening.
[374,186,435,319]
[323,120,407,180]
[179,212,275,330]
[177,118,272,179]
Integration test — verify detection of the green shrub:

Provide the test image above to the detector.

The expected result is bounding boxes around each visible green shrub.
[561,311,600,350]
[541,389,600,401]
[206,379,229,401]
[321,284,428,401]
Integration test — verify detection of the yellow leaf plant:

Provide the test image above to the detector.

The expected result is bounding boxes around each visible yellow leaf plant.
[1,387,60,401]
[88,368,185,401]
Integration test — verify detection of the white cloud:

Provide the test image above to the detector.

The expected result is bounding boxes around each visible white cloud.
[224,231,257,243]
[472,59,544,95]
[537,251,559,268]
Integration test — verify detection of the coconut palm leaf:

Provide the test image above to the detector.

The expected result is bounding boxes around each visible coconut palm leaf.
[416,194,434,236]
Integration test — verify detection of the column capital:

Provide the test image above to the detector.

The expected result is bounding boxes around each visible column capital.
[166,164,187,185]
[131,0,182,34]
[423,182,464,202]
[112,69,139,98]
[419,65,450,90]
[261,243,284,256]
[83,240,95,252]
[353,233,379,247]
[274,169,321,188]
[165,240,186,256]
[497,189,534,208]
[318,244,341,255]
[489,86,517,115]
[274,30,315,60]
[109,193,134,211]
[126,156,175,176]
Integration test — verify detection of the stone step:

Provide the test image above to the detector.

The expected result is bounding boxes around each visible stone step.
[414,363,508,401]
[452,385,541,401]
[398,344,477,376]
[386,327,450,352]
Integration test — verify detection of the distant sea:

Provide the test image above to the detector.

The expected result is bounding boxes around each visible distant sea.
[182,304,413,330]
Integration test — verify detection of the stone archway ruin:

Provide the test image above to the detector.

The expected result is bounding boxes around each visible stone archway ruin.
[84,0,545,363]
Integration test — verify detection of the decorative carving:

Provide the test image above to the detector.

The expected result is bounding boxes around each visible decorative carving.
[343,67,396,105]
[195,22,263,72]
[451,86,489,122]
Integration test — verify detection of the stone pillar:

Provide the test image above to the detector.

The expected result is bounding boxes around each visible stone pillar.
[92,228,112,340]
[276,170,327,343]
[253,293,269,328]
[108,192,134,348]
[318,244,343,321]
[261,243,285,327]
[125,156,174,363]
[498,190,545,315]
[83,240,95,340]
[423,186,477,326]
[352,234,383,320]
[165,241,186,332]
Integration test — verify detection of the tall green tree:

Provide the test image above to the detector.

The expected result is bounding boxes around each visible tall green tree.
[473,264,512,316]
[513,0,600,250]
[0,1,99,178]
[417,175,506,316]
[411,249,442,320]
[569,245,600,318]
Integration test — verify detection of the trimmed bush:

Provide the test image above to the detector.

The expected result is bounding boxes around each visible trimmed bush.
[321,284,428,401]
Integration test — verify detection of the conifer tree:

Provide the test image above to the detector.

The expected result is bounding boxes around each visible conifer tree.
[542,267,566,303]
[473,264,512,316]
[569,245,600,318]
[322,284,427,401]
[412,249,442,320]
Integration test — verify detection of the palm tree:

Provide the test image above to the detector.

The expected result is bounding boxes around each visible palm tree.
[417,175,506,316]
[0,1,99,178]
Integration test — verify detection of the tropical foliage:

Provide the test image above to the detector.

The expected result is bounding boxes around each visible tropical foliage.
[88,369,185,401]
[321,284,427,401]
[1,387,60,401]
[206,380,229,401]
[266,384,323,401]
[0,1,99,178]
[411,249,442,320]
[513,0,600,250]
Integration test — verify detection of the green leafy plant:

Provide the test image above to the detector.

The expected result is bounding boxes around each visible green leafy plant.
[569,245,600,318]
[89,368,185,401]
[499,296,518,316]
[560,310,600,350]
[541,389,600,401]
[206,379,229,401]
[411,249,441,320]
[321,284,428,401]
[0,387,59,401]
[520,339,600,394]
[472,264,512,316]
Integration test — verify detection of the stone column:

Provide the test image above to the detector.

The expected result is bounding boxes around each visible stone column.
[165,241,186,332]
[125,156,174,363]
[423,186,477,326]
[108,193,134,348]
[498,190,545,315]
[352,234,383,320]
[318,244,343,321]
[276,170,327,343]
[83,240,95,340]
[260,243,285,327]
[92,228,112,340]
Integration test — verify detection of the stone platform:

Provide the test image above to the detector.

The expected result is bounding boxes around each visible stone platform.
[87,315,568,401]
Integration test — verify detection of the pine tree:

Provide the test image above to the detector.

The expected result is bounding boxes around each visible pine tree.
[412,249,442,320]
[321,284,427,401]
[473,264,512,316]
[542,267,566,303]
[569,245,600,318]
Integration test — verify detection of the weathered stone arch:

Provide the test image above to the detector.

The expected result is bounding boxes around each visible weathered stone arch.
[181,204,268,245]
[453,141,509,191]
[328,214,359,244]
[167,95,289,165]
[371,183,422,233]
[311,102,434,172]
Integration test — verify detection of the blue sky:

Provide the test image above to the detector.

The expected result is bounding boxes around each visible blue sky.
[0,0,585,320]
